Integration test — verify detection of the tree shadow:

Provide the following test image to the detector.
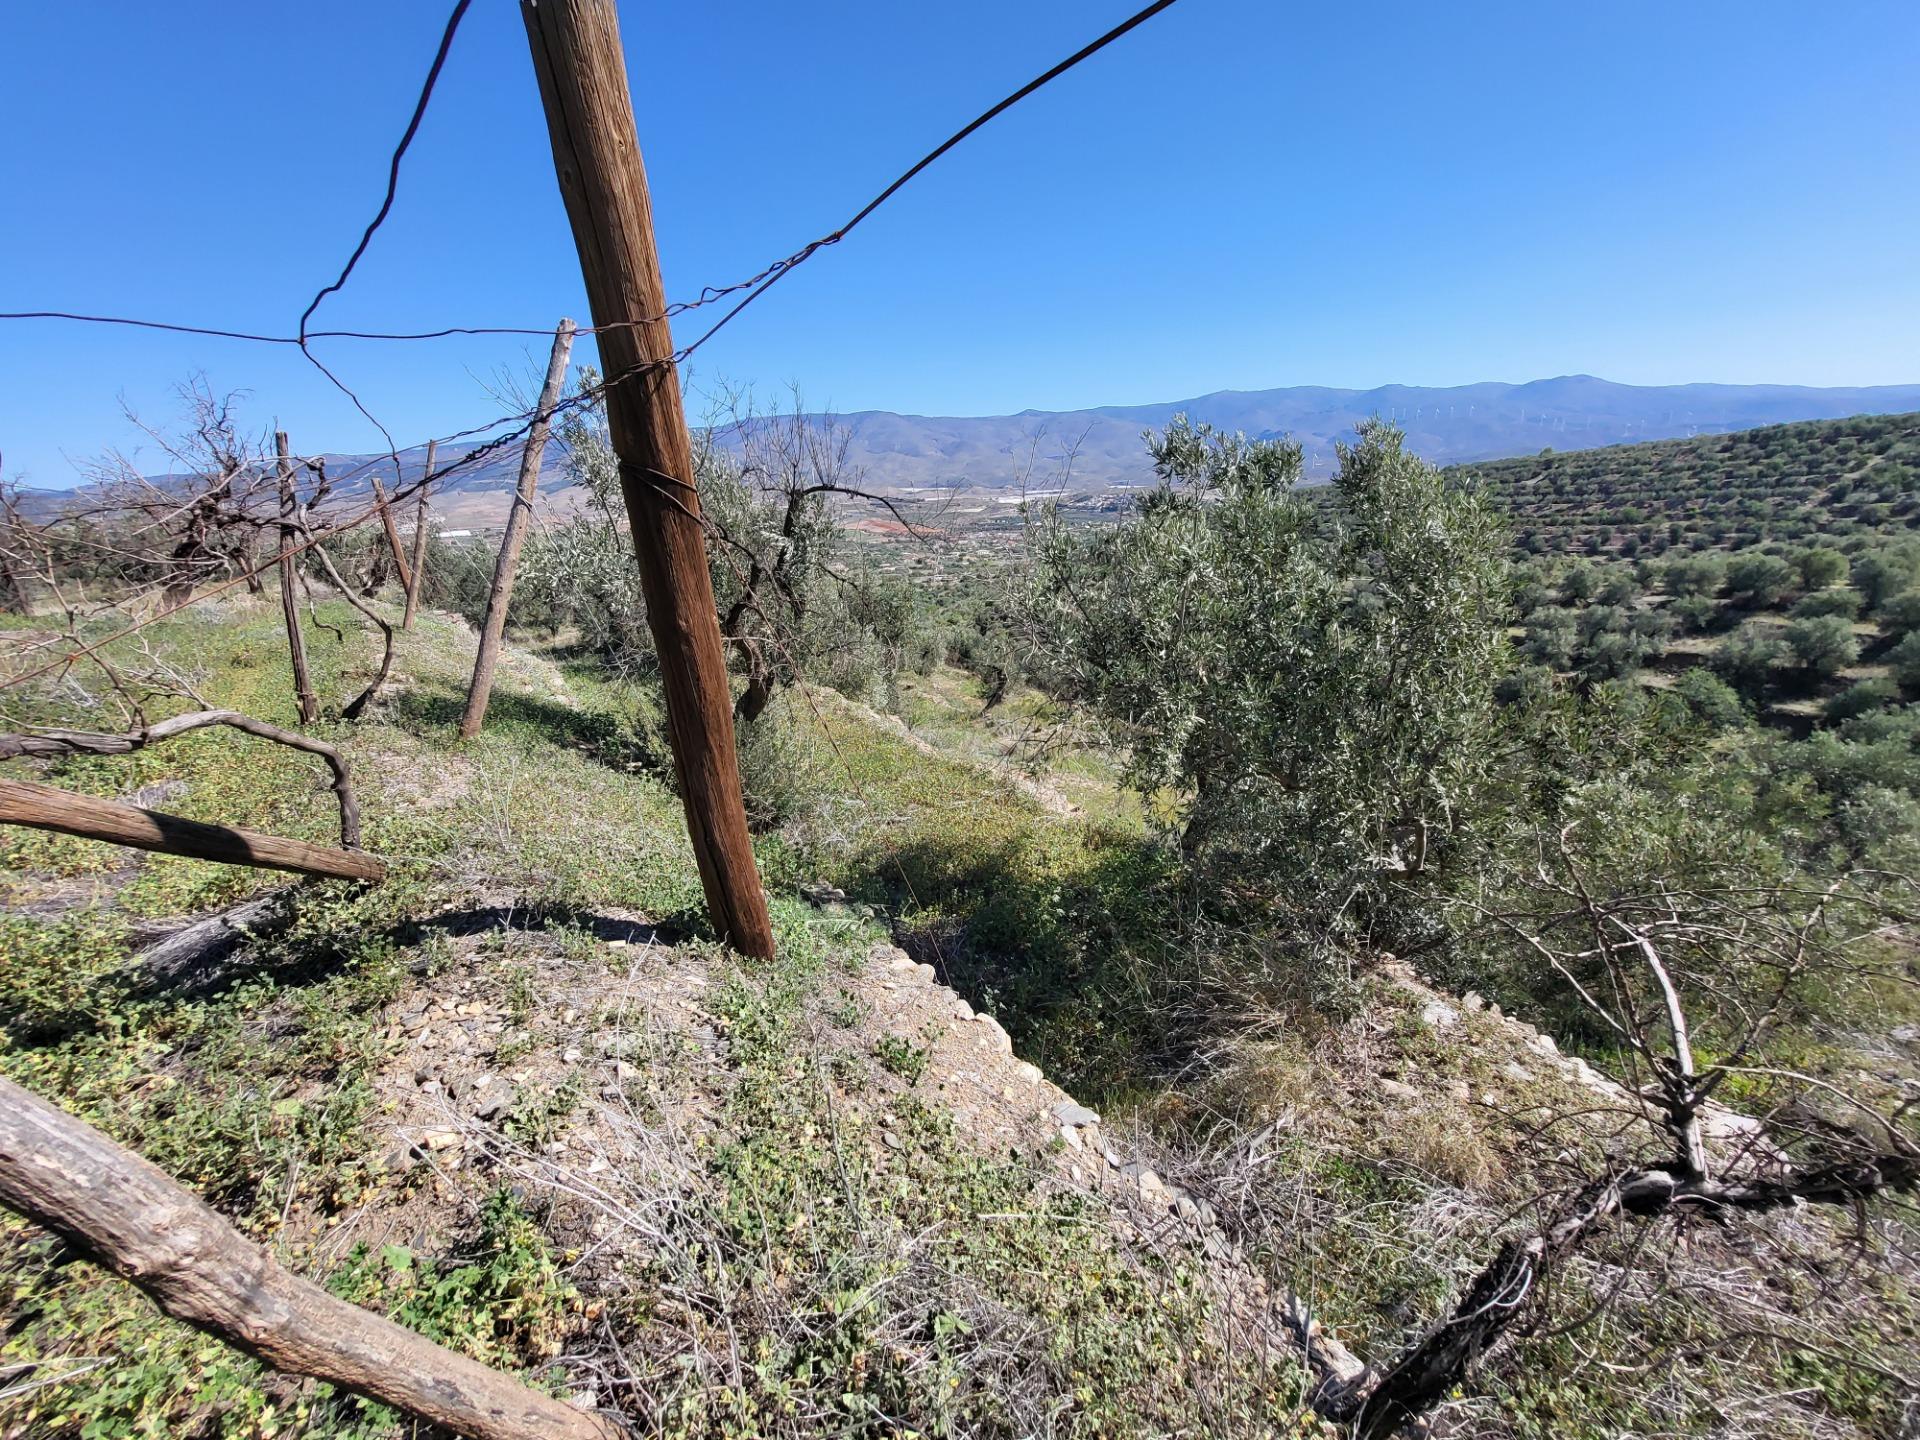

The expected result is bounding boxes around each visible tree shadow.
[94,890,683,1024]
[837,828,1187,1101]
[384,681,671,780]
[401,901,675,949]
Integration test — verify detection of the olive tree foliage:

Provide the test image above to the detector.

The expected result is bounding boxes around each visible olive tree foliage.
[1028,416,1509,961]
[506,369,655,672]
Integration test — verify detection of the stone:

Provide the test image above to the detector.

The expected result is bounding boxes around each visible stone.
[1461,991,1485,1012]
[1378,1078,1419,1102]
[474,1090,513,1122]
[422,1129,463,1151]
[1502,1062,1533,1084]
[1420,999,1460,1030]
[974,1015,1014,1055]
[1060,1125,1084,1151]
[1014,1061,1043,1085]
[562,1047,583,1064]
[1526,1031,1560,1058]
[1052,1100,1101,1129]
[1566,1057,1616,1095]
[1892,1025,1919,1046]
[1137,1170,1167,1204]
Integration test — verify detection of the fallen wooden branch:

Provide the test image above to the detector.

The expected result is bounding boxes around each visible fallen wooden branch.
[1321,1151,1920,1439]
[0,1075,620,1440]
[0,777,384,882]
[129,889,291,991]
[0,708,366,848]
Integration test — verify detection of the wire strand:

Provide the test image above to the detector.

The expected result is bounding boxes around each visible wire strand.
[296,0,473,345]
[2,0,1186,357]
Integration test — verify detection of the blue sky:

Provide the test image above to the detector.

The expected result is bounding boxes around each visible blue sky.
[3,0,1916,486]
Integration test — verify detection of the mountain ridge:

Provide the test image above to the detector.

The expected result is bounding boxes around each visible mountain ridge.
[16,376,1920,520]
[764,375,1920,489]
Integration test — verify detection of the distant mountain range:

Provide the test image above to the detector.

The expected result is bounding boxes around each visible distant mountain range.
[20,377,1920,523]
[820,376,1920,490]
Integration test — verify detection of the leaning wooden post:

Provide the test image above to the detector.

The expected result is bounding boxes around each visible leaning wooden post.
[0,778,385,883]
[0,1076,618,1440]
[458,321,575,739]
[402,438,437,631]
[367,471,413,597]
[275,431,318,724]
[522,0,775,959]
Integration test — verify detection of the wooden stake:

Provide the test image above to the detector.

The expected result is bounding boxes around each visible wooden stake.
[402,438,436,631]
[275,431,318,724]
[368,471,413,596]
[458,320,576,739]
[0,777,385,883]
[0,1076,617,1440]
[521,0,775,959]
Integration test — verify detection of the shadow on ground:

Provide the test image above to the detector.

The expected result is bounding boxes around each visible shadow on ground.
[407,902,673,949]
[385,681,670,778]
[839,828,1187,1100]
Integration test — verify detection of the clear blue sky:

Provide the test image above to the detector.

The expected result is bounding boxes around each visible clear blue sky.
[3,0,1916,486]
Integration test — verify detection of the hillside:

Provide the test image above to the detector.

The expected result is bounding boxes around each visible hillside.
[4,579,1917,1438]
[0,604,1296,1436]
[1452,409,1920,556]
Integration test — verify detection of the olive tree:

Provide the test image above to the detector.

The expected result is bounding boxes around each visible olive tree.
[1726,553,1794,609]
[1785,613,1860,679]
[1030,417,1508,966]
[1795,545,1849,591]
[1855,543,1920,609]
